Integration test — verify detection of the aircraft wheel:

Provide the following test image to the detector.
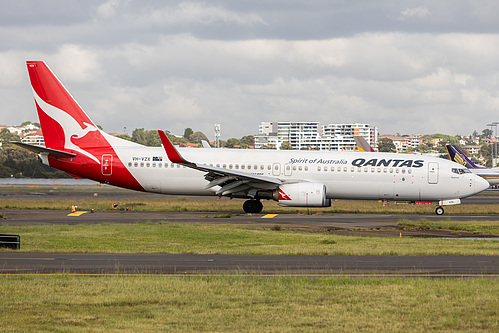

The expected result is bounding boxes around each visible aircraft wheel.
[243,200,257,213]
[435,206,444,215]
[254,200,263,213]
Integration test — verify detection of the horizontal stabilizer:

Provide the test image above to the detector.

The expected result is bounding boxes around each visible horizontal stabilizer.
[9,142,76,158]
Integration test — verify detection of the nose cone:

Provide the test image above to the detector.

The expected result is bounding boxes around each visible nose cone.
[475,175,490,194]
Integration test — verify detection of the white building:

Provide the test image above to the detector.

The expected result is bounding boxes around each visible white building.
[254,122,378,150]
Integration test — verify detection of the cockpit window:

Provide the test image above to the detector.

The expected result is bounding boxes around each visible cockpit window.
[452,168,471,175]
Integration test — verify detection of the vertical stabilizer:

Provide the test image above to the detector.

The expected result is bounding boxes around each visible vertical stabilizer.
[26,61,98,150]
[446,145,484,169]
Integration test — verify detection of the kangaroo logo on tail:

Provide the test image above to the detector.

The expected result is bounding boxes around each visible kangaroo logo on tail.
[28,61,106,164]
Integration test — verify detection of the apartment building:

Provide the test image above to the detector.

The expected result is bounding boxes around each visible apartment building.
[254,122,378,150]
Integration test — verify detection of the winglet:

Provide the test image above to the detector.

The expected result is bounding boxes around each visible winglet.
[158,130,194,165]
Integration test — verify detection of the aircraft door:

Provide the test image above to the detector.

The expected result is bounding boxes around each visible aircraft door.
[284,163,292,176]
[272,163,281,176]
[101,154,113,176]
[428,162,439,184]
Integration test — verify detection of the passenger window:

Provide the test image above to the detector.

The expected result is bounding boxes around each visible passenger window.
[389,168,393,173]
[357,168,361,172]
[128,162,132,167]
[337,167,341,172]
[350,167,354,172]
[260,165,264,170]
[402,169,406,174]
[299,166,303,171]
[158,163,162,167]
[216,164,220,168]
[305,166,309,171]
[268,165,271,170]
[134,162,138,167]
[317,166,321,171]
[371,168,375,173]
[331,167,334,172]
[343,167,347,172]
[140,162,144,167]
[293,166,297,171]
[223,164,227,168]
[408,169,412,174]
[235,164,239,169]
[241,165,245,169]
[324,166,328,171]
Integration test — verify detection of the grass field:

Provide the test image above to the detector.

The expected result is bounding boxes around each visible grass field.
[1,186,498,331]
[0,275,498,332]
[1,221,498,255]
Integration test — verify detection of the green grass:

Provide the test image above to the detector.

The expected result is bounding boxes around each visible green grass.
[399,219,499,235]
[1,222,498,255]
[0,275,497,332]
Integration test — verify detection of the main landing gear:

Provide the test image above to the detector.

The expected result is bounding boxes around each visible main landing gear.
[243,199,263,213]
[435,206,444,215]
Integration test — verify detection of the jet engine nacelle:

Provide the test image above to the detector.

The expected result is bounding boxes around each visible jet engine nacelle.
[277,183,332,207]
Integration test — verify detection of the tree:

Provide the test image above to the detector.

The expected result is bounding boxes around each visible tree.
[225,138,241,148]
[183,128,193,140]
[189,131,209,143]
[279,141,293,150]
[480,143,492,167]
[131,128,161,146]
[377,138,396,152]
[116,134,132,141]
[0,128,20,143]
[482,129,493,138]
[240,135,254,148]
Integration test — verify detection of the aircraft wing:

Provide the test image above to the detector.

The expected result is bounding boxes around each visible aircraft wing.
[9,141,77,158]
[158,130,282,197]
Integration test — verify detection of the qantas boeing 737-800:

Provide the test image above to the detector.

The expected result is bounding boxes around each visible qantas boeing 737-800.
[13,61,489,215]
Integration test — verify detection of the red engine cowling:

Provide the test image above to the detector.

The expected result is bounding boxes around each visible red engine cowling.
[277,183,332,207]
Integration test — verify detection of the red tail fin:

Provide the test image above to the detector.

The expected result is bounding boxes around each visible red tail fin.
[27,61,97,149]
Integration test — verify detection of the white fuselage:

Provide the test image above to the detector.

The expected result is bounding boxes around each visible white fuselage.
[110,145,487,202]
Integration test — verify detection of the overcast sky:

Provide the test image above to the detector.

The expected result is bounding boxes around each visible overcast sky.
[2,0,499,139]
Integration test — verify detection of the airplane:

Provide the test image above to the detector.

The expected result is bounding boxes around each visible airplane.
[12,61,489,216]
[446,144,499,186]
[354,136,375,152]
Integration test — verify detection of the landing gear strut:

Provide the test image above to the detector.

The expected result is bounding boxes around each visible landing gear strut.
[435,206,444,215]
[243,199,263,213]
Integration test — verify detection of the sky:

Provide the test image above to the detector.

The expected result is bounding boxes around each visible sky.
[2,0,499,140]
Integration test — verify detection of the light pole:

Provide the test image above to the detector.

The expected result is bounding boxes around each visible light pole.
[487,124,495,167]
[493,122,499,168]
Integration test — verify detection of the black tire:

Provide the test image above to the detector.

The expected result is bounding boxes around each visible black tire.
[254,200,263,213]
[243,200,257,213]
[435,206,444,215]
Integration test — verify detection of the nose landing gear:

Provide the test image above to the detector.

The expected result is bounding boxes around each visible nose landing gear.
[435,206,444,215]
[243,199,263,213]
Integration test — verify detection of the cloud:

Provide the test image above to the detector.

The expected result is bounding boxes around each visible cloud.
[398,6,431,20]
